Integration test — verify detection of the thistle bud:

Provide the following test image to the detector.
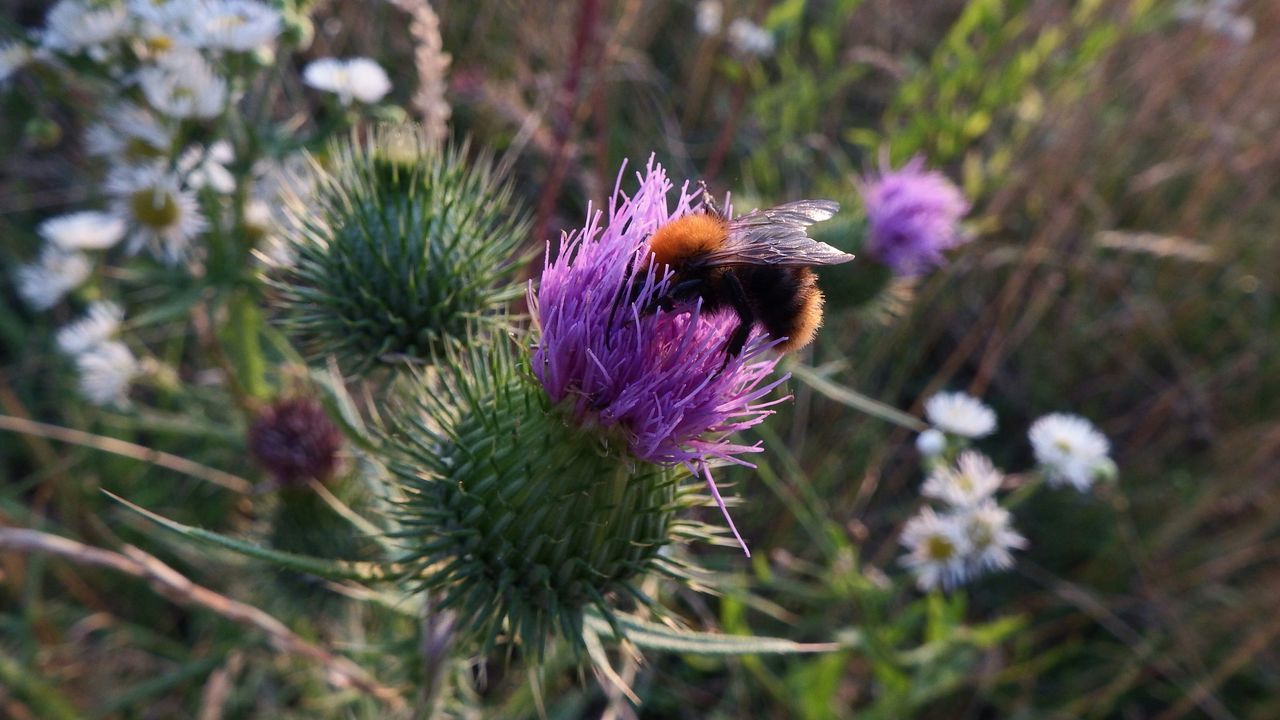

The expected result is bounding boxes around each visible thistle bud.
[248,396,344,486]
[385,338,712,656]
[273,125,529,374]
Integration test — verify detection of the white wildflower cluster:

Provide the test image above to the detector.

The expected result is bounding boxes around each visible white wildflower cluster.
[1029,414,1115,492]
[303,57,393,106]
[1176,0,1255,44]
[902,391,1117,592]
[727,18,775,58]
[5,0,391,411]
[691,2,774,58]
[57,302,139,407]
[901,449,1027,591]
[924,391,997,442]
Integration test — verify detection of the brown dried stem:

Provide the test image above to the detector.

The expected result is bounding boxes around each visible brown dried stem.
[0,527,406,712]
[0,414,254,494]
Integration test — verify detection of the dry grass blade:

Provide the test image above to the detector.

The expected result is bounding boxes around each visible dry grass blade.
[0,414,254,494]
[0,527,406,712]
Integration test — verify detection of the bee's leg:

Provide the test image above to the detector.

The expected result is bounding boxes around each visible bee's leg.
[697,180,724,219]
[721,270,755,361]
[645,278,702,315]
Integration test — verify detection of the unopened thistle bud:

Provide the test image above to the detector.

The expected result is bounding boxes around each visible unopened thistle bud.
[385,338,710,655]
[273,125,529,374]
[248,396,344,486]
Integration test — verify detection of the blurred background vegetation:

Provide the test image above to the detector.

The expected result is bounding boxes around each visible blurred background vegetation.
[2,0,1278,717]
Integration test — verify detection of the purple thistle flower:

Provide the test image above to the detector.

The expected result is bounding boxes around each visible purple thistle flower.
[858,156,970,275]
[530,157,789,555]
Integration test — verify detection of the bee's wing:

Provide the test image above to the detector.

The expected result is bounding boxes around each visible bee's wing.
[702,200,854,267]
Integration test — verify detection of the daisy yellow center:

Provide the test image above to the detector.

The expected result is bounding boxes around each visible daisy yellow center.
[955,472,974,492]
[970,522,993,548]
[131,189,180,229]
[124,137,165,162]
[1054,439,1073,453]
[147,35,174,52]
[925,535,956,561]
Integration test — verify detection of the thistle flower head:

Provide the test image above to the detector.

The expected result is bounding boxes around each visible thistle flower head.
[386,339,716,655]
[1029,413,1112,491]
[924,391,996,439]
[531,158,789,554]
[248,396,344,486]
[274,126,528,374]
[858,157,970,275]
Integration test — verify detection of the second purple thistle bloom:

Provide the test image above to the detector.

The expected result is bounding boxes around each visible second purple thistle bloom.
[859,156,971,275]
[531,157,790,555]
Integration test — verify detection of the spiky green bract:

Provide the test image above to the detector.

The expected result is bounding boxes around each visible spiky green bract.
[384,336,722,657]
[274,125,529,375]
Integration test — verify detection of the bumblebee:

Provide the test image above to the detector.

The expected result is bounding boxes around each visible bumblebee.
[634,193,853,358]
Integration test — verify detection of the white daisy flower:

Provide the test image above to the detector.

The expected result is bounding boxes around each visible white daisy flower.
[726,18,775,57]
[179,141,236,193]
[695,1,723,35]
[915,428,946,457]
[956,500,1027,573]
[57,300,124,356]
[1029,413,1112,491]
[42,1,129,60]
[38,211,127,251]
[924,391,997,438]
[75,340,138,406]
[108,165,208,263]
[16,247,92,310]
[303,57,392,105]
[126,0,199,55]
[188,0,281,52]
[0,40,32,84]
[900,507,972,591]
[85,103,172,162]
[138,49,228,119]
[921,450,1003,507]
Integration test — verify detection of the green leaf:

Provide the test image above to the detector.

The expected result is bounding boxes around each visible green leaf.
[788,364,926,431]
[104,491,402,582]
[584,609,851,656]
